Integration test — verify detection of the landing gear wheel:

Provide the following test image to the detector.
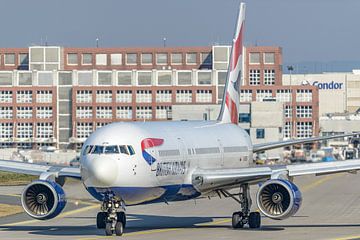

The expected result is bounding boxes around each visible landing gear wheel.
[117,212,126,227]
[232,212,244,229]
[248,212,261,229]
[96,212,107,229]
[115,221,124,236]
[105,222,113,236]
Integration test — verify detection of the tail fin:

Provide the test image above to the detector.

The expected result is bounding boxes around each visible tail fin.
[217,2,245,124]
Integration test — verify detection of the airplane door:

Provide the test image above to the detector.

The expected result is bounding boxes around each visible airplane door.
[218,139,224,167]
[177,137,188,178]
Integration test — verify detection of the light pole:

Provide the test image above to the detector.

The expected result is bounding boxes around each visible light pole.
[287,66,294,139]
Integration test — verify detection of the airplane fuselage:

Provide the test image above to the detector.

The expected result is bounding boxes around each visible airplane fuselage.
[80,121,253,205]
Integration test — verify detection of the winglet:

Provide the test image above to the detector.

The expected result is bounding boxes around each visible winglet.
[217,3,245,124]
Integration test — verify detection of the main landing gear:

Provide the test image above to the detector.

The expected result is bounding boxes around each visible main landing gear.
[96,195,126,236]
[220,184,261,229]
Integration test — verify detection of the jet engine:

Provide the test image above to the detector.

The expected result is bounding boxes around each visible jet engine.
[21,180,67,220]
[256,179,302,220]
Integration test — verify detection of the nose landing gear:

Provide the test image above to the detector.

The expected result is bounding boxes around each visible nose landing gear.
[97,195,126,236]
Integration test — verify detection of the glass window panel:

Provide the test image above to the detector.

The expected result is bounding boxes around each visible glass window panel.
[67,53,78,65]
[137,72,152,85]
[141,53,153,64]
[58,72,72,85]
[177,72,191,85]
[30,48,44,62]
[38,72,53,85]
[96,54,107,65]
[217,71,227,85]
[45,48,59,62]
[186,53,197,64]
[264,52,275,64]
[78,72,93,85]
[201,52,212,65]
[249,53,260,64]
[156,53,167,64]
[98,72,112,85]
[19,53,29,65]
[198,72,212,85]
[117,72,132,85]
[18,72,32,85]
[171,53,182,64]
[111,54,122,65]
[157,71,172,85]
[4,54,15,65]
[82,53,92,65]
[126,53,137,65]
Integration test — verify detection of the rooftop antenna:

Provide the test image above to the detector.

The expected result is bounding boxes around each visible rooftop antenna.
[96,38,99,48]
[163,37,167,47]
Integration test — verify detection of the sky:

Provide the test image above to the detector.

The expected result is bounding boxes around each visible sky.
[0,0,360,63]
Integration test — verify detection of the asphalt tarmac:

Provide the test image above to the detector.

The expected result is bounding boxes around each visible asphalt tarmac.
[1,173,360,240]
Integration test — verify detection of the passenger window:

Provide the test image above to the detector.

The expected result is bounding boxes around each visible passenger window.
[105,145,119,154]
[119,145,129,155]
[92,145,104,154]
[127,145,135,155]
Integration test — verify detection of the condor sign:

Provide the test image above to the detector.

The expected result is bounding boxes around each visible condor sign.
[313,81,343,90]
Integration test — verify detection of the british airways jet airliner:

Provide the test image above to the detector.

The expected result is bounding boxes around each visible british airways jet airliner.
[1,2,360,237]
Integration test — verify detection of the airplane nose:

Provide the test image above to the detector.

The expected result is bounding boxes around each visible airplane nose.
[87,156,118,186]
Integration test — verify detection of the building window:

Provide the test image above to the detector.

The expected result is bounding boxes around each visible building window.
[17,123,33,139]
[256,90,272,102]
[126,53,137,65]
[296,89,312,102]
[141,53,153,65]
[117,71,132,85]
[264,69,275,85]
[177,71,192,85]
[116,106,132,119]
[264,53,275,64]
[36,107,53,119]
[296,105,312,118]
[239,113,251,123]
[284,122,292,139]
[76,122,93,139]
[111,54,122,65]
[156,53,168,65]
[4,54,15,65]
[0,91,12,103]
[196,90,212,103]
[156,90,172,103]
[116,90,132,103]
[96,106,112,119]
[36,90,52,103]
[217,71,227,85]
[137,71,152,85]
[176,90,192,103]
[98,72,112,85]
[240,90,252,102]
[284,105,292,118]
[171,53,182,65]
[67,53,78,65]
[96,122,110,130]
[0,123,13,139]
[16,107,32,119]
[96,90,112,103]
[16,90,32,103]
[256,129,265,139]
[36,123,53,138]
[96,54,107,65]
[156,106,172,119]
[296,122,313,138]
[82,53,92,65]
[136,106,152,120]
[197,71,212,85]
[77,71,93,85]
[186,53,197,64]
[276,89,291,102]
[76,90,92,103]
[249,52,260,64]
[249,69,260,85]
[201,52,212,66]
[19,53,29,66]
[76,106,92,119]
[0,107,13,119]
[157,71,172,85]
[136,90,152,103]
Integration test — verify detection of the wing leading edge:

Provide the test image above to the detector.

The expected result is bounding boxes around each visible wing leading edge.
[253,133,359,153]
[0,160,81,179]
[192,160,360,193]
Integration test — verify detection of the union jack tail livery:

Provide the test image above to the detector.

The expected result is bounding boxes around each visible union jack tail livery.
[218,3,245,124]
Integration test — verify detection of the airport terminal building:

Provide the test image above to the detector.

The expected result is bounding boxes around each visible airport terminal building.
[0,45,358,150]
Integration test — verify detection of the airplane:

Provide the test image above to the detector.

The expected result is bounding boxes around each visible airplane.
[1,2,360,237]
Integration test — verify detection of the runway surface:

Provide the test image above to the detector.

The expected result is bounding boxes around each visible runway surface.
[1,173,360,240]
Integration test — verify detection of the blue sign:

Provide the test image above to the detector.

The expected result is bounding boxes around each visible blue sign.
[313,81,343,90]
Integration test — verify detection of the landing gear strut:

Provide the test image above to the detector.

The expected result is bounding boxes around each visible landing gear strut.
[220,184,261,229]
[97,195,126,236]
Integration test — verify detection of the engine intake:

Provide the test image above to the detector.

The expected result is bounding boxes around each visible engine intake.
[256,179,302,220]
[21,180,67,220]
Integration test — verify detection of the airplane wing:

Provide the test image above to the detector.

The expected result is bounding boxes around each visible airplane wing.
[253,133,359,153]
[0,160,81,179]
[192,160,360,192]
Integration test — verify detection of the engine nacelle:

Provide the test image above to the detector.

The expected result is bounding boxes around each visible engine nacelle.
[21,180,67,220]
[256,179,302,220]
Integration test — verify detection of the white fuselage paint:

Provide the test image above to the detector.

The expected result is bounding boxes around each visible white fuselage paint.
[80,121,252,205]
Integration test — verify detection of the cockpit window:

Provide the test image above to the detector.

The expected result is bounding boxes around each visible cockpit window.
[83,145,93,156]
[119,145,129,155]
[92,145,104,154]
[128,145,135,155]
[105,145,119,154]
